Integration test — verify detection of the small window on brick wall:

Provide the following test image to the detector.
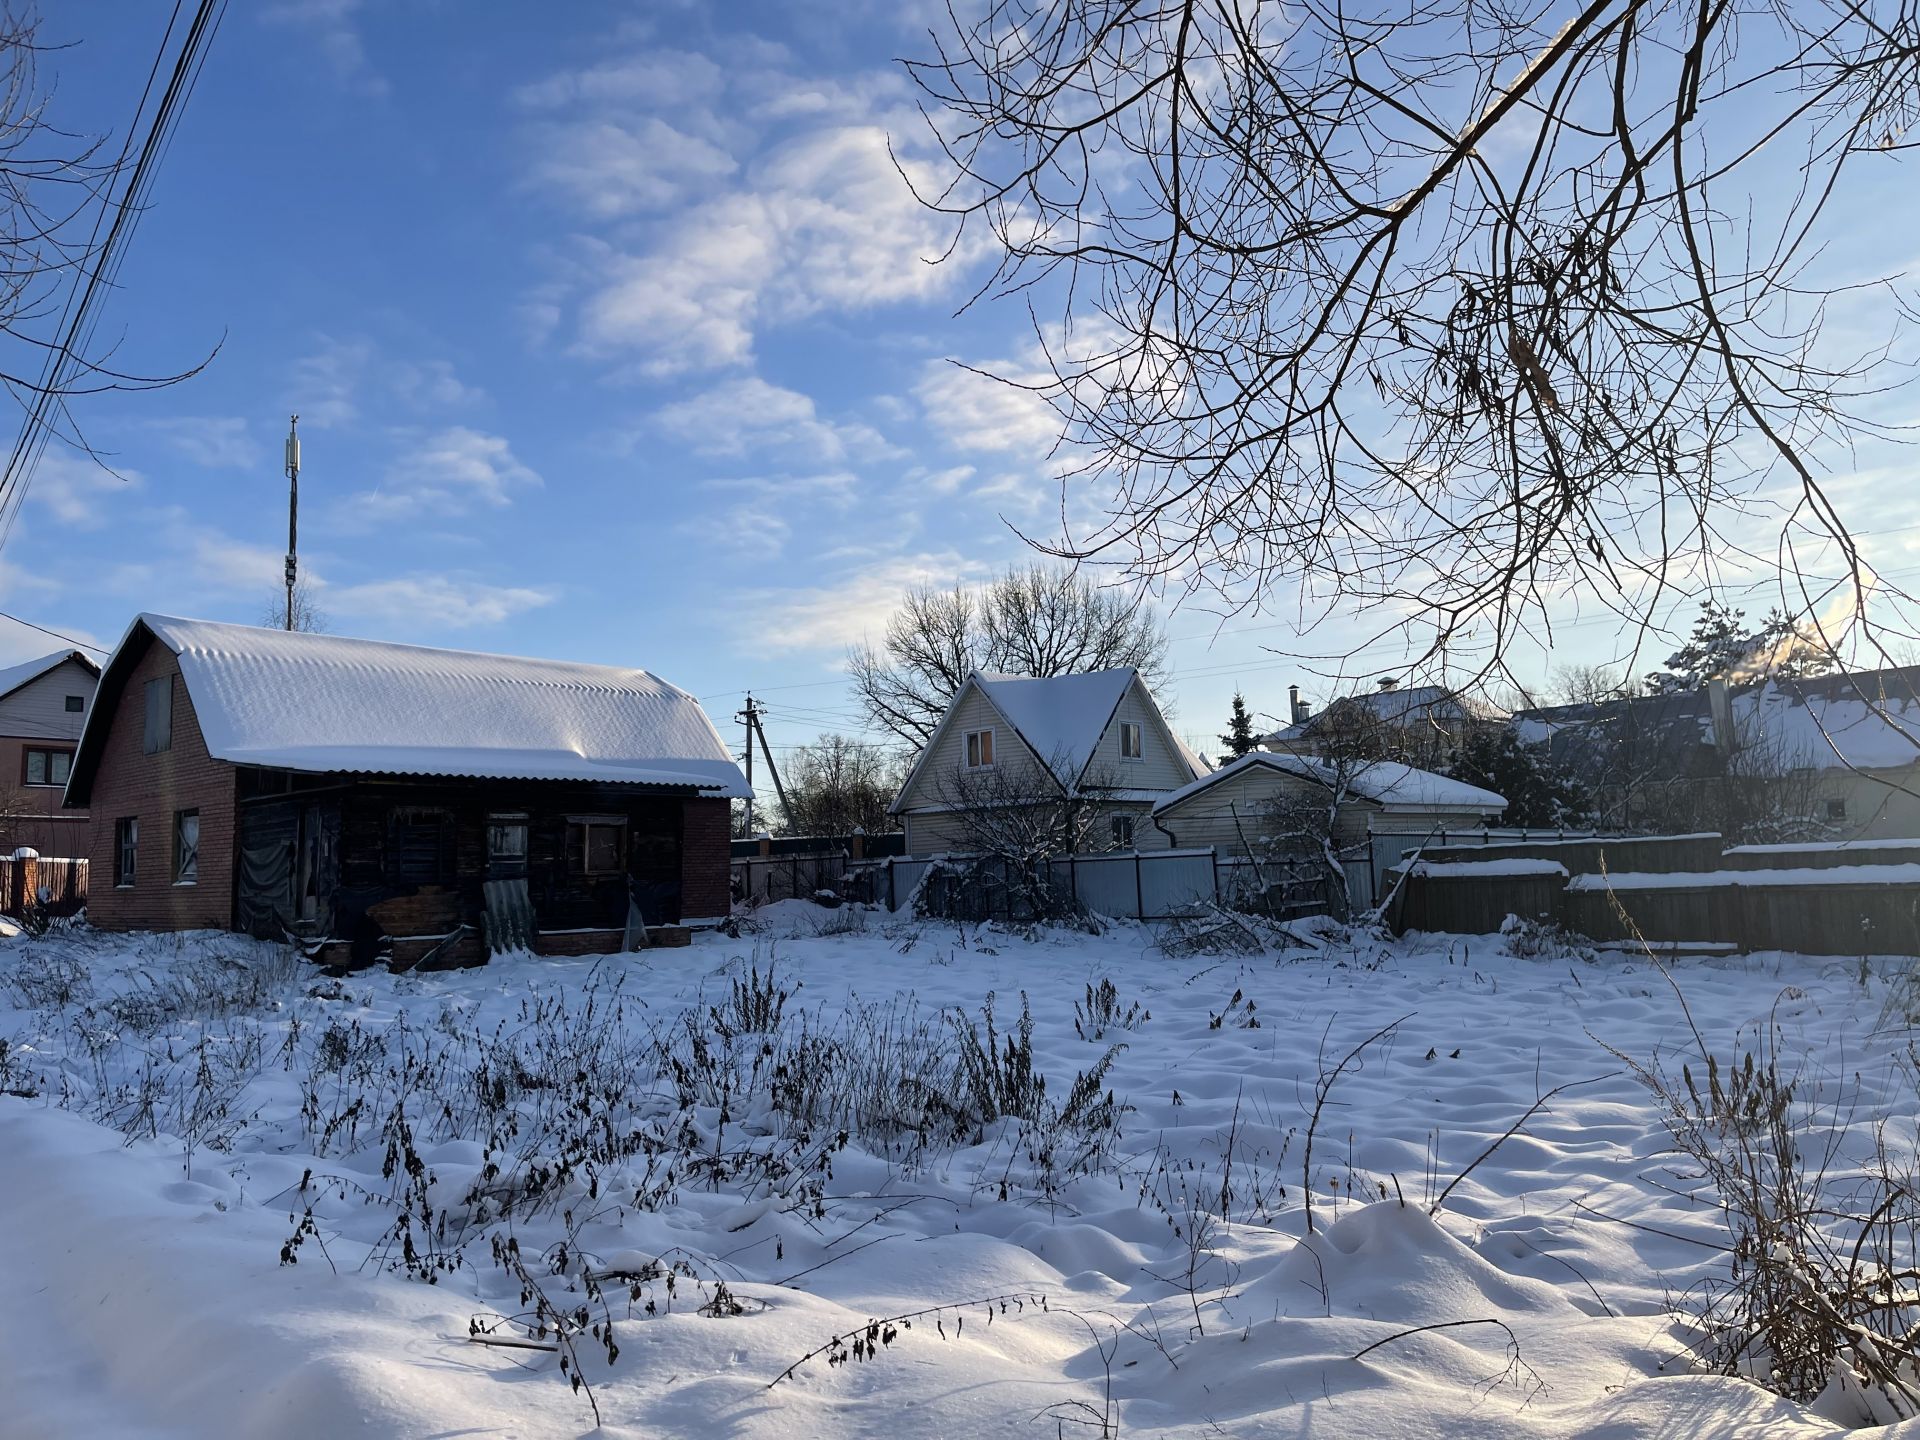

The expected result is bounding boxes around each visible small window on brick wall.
[174,809,199,885]
[567,816,627,876]
[115,817,138,887]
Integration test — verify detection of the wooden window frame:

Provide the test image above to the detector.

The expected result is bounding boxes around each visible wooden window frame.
[963,728,996,770]
[1110,813,1135,848]
[174,809,200,886]
[1119,721,1143,760]
[566,815,627,876]
[22,746,73,788]
[115,817,138,888]
[386,806,455,886]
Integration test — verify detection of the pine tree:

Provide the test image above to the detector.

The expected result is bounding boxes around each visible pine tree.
[1450,731,1591,828]
[1219,692,1259,759]
[1644,600,1835,694]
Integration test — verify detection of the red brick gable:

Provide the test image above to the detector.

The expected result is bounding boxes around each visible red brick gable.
[81,635,236,931]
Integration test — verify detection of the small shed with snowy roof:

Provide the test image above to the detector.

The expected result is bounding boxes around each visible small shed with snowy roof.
[64,615,748,964]
[1146,751,1506,858]
[890,668,1204,854]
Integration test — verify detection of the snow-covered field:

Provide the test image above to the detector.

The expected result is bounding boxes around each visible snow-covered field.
[1,904,1917,1439]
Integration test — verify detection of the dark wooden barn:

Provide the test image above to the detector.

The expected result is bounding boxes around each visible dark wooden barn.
[63,615,747,967]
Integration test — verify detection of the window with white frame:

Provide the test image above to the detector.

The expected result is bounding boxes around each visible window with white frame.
[964,728,995,769]
[115,817,137,887]
[174,810,199,885]
[1119,721,1143,759]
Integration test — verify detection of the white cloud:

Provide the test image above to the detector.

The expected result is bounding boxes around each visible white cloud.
[352,427,542,520]
[684,503,792,563]
[525,118,737,219]
[655,376,895,462]
[516,49,728,115]
[261,0,385,95]
[324,575,555,628]
[524,30,973,375]
[750,551,995,652]
[289,336,372,428]
[915,358,1063,456]
[147,417,262,470]
[574,126,961,374]
[30,450,142,529]
[391,359,485,412]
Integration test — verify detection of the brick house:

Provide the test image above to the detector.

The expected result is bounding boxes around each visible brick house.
[62,615,748,965]
[0,648,100,857]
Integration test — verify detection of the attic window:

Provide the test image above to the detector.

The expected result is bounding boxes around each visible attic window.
[964,728,995,769]
[143,675,173,754]
[1120,721,1143,760]
[64,695,84,713]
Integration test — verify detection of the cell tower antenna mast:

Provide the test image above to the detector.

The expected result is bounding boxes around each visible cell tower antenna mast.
[283,414,300,631]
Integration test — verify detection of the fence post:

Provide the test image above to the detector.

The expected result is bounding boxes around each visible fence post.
[1135,851,1144,920]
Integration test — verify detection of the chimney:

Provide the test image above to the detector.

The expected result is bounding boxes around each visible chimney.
[1377,675,1399,692]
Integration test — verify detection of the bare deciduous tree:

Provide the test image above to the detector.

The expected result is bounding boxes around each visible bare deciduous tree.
[852,562,1169,746]
[261,578,326,634]
[779,734,905,837]
[926,755,1120,920]
[906,1,1920,678]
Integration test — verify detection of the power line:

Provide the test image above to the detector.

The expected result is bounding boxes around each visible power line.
[0,0,228,553]
[0,609,108,655]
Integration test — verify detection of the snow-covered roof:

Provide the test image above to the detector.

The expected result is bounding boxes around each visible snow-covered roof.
[1735,674,1920,771]
[0,648,98,702]
[1153,750,1507,816]
[68,615,748,797]
[1266,683,1503,746]
[972,669,1138,788]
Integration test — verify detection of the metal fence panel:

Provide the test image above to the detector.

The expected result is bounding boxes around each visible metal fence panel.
[1070,853,1141,917]
[1138,849,1216,916]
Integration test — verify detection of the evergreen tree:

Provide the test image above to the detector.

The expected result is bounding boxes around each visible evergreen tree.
[1219,692,1260,759]
[1645,600,1835,694]
[1450,731,1591,828]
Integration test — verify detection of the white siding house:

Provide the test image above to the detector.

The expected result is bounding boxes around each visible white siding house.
[0,649,100,855]
[891,668,1204,855]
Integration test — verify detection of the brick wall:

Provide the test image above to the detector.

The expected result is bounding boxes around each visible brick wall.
[83,640,236,931]
[680,797,731,922]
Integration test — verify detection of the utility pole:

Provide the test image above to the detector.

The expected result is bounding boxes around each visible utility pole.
[736,695,759,836]
[283,414,300,631]
[734,695,794,835]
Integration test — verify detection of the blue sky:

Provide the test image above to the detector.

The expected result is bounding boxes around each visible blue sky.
[7,2,1919,769]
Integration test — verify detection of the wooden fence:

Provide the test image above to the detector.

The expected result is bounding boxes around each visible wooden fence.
[1387,836,1920,955]
[0,853,87,918]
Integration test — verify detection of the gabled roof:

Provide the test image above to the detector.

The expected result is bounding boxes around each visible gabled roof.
[0,648,99,703]
[973,669,1139,789]
[64,614,749,803]
[1152,750,1506,816]
[891,666,1201,813]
